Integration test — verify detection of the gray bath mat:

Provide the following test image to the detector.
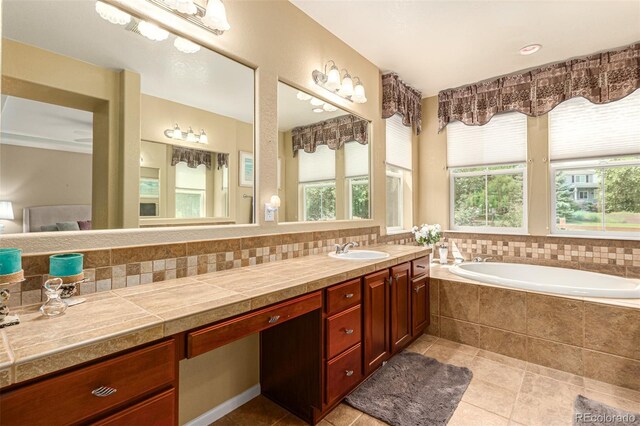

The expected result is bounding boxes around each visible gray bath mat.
[574,395,640,425]
[345,351,472,426]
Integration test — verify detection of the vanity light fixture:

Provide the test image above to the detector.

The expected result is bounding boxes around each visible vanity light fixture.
[312,61,367,103]
[95,1,131,25]
[201,0,231,32]
[164,0,197,15]
[296,91,312,101]
[164,124,208,143]
[174,36,201,53]
[265,195,281,222]
[138,20,169,41]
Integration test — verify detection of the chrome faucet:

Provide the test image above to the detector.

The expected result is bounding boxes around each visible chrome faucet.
[335,241,359,254]
[472,256,494,263]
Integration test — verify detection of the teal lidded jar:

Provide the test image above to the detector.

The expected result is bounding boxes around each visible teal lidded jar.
[0,248,22,275]
[49,253,84,277]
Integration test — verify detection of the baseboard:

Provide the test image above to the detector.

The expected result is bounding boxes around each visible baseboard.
[183,384,261,426]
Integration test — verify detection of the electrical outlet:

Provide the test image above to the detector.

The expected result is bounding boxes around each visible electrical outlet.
[264,204,275,222]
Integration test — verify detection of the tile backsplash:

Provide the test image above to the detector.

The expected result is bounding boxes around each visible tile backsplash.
[445,231,640,279]
[8,227,382,307]
[6,228,639,307]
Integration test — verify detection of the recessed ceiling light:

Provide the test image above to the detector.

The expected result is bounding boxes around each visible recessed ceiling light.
[520,44,542,56]
[312,108,324,113]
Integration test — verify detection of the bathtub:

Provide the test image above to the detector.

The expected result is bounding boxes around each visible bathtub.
[449,262,640,298]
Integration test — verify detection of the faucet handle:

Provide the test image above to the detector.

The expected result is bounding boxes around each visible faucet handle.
[334,244,342,254]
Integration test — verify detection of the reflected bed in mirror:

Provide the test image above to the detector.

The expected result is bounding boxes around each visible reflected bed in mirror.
[0,0,255,234]
[277,82,371,223]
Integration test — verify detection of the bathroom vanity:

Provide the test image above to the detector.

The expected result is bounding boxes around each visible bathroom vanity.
[0,245,430,425]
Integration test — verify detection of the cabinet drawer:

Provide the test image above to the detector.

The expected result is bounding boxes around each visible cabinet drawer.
[93,388,176,426]
[188,291,322,358]
[412,256,430,277]
[326,343,362,404]
[326,279,361,316]
[0,340,175,426]
[326,305,361,359]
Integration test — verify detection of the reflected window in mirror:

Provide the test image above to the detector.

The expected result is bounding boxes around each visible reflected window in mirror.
[0,0,254,234]
[277,82,370,223]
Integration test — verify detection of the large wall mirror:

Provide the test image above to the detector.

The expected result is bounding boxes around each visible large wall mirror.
[0,0,255,235]
[277,82,370,222]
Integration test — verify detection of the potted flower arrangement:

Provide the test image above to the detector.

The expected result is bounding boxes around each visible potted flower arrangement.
[411,224,441,263]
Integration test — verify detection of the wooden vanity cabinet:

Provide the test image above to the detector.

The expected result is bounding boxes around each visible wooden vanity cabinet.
[363,269,391,375]
[0,339,178,426]
[390,263,412,354]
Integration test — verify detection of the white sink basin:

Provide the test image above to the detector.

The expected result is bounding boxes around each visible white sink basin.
[328,250,390,260]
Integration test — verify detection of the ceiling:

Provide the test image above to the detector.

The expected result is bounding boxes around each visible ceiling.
[291,0,640,97]
[2,0,254,123]
[1,96,93,154]
[278,83,347,131]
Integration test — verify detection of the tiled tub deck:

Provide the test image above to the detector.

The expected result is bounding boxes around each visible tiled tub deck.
[428,265,640,392]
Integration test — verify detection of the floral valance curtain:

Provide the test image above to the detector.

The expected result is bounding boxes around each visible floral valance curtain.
[216,153,229,170]
[438,42,640,132]
[171,146,212,169]
[382,72,423,135]
[292,114,369,156]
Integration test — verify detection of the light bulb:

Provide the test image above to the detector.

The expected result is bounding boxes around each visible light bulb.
[95,1,131,25]
[186,127,197,142]
[312,108,324,113]
[340,73,354,97]
[201,0,230,32]
[176,0,197,14]
[352,82,367,104]
[174,37,201,53]
[138,21,169,41]
[323,103,337,112]
[199,130,208,144]
[172,124,182,140]
[296,91,312,101]
[310,97,324,106]
[326,65,341,91]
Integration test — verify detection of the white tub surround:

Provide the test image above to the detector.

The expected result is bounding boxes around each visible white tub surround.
[450,262,640,299]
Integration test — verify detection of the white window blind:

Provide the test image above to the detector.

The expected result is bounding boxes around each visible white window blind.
[175,163,206,189]
[345,141,369,177]
[298,144,335,182]
[549,89,640,161]
[386,113,412,170]
[447,112,527,168]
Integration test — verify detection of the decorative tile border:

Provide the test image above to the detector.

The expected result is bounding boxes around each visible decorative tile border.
[9,227,382,307]
[444,231,640,278]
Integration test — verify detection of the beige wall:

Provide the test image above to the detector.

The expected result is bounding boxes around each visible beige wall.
[0,145,92,234]
[179,335,259,425]
[418,95,553,236]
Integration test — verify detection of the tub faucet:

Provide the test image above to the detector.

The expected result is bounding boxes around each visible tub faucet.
[335,241,359,254]
[472,256,494,262]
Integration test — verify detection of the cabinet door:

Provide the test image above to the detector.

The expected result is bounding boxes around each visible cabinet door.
[411,276,430,336]
[363,269,390,375]
[390,263,412,353]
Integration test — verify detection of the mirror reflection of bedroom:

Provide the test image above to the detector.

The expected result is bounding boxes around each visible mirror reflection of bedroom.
[0,0,255,235]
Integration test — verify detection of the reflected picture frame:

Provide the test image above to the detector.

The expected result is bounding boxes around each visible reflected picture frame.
[239,150,254,187]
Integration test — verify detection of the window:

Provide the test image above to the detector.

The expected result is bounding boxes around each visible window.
[175,162,206,218]
[447,112,528,232]
[385,113,412,230]
[550,90,640,236]
[298,145,336,221]
[344,141,370,219]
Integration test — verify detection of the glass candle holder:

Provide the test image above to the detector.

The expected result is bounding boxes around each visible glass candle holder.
[40,278,67,317]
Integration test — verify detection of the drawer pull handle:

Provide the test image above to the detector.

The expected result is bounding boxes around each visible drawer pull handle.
[394,274,400,282]
[344,328,354,335]
[416,265,426,269]
[92,386,117,397]
[344,293,354,299]
[345,370,354,377]
[387,277,392,286]
[268,315,281,324]
[414,285,426,293]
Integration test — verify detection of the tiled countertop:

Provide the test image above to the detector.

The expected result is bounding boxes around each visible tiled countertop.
[0,244,429,389]
[431,263,640,309]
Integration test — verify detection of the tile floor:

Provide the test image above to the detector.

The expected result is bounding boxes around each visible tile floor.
[212,335,640,426]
